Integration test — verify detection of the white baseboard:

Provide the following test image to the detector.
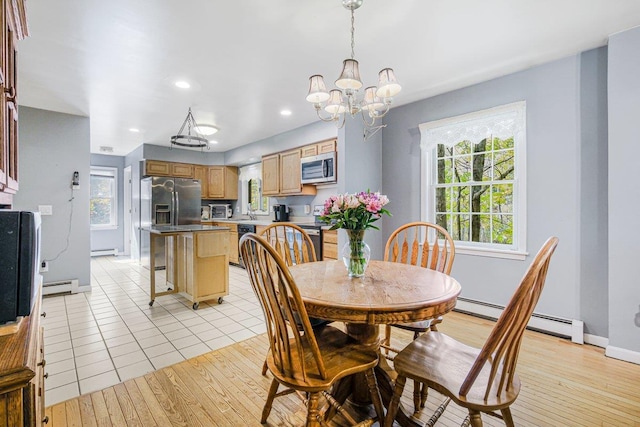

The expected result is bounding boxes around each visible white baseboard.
[91,248,119,257]
[455,297,584,343]
[584,334,608,348]
[605,345,640,365]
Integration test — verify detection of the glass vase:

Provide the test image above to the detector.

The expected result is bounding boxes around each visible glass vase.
[342,229,371,277]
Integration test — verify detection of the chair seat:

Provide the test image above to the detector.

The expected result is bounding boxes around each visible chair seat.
[389,319,432,332]
[393,331,520,411]
[267,326,379,392]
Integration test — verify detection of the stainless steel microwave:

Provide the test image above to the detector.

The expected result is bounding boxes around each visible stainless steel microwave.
[300,152,336,184]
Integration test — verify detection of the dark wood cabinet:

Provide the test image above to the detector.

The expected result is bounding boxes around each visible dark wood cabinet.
[0,290,45,427]
[0,0,28,207]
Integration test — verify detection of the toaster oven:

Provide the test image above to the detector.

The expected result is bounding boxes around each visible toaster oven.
[210,204,232,219]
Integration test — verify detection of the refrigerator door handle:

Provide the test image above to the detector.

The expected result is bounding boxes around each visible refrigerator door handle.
[174,191,179,225]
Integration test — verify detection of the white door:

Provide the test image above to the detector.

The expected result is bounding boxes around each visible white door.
[124,166,132,257]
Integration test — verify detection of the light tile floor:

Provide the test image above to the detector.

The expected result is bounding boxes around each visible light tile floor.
[42,256,265,406]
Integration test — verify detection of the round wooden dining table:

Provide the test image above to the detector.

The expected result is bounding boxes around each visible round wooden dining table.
[288,259,462,426]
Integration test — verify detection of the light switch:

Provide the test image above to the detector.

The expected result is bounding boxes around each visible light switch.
[38,205,53,216]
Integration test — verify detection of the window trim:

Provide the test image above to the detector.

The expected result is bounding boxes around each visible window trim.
[90,166,118,230]
[419,102,528,260]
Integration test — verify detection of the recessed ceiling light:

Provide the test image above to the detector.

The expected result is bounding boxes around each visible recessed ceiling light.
[129,128,140,133]
[194,124,219,135]
[280,110,292,116]
[175,81,190,89]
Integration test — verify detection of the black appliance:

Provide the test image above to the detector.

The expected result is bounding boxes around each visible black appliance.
[273,204,289,222]
[237,223,257,268]
[298,224,322,260]
[0,211,42,324]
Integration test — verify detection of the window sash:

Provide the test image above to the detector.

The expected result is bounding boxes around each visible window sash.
[90,167,118,229]
[419,102,527,259]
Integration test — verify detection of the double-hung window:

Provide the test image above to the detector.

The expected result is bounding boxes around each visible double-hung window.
[90,167,118,229]
[419,102,527,259]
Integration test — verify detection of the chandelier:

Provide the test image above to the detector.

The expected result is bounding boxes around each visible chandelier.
[306,0,401,139]
[170,108,211,150]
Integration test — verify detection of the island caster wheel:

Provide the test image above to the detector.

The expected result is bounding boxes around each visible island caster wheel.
[149,300,154,307]
[217,297,224,304]
[192,302,199,310]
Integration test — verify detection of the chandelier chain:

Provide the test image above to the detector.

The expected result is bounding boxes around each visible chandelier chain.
[350,8,355,60]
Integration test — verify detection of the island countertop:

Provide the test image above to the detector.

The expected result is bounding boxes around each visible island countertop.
[142,224,230,234]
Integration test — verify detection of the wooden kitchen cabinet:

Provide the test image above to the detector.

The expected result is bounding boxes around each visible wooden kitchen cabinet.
[207,166,238,199]
[193,165,208,198]
[0,0,28,207]
[176,230,229,309]
[261,154,280,196]
[323,229,338,260]
[261,150,316,197]
[144,160,194,178]
[0,289,46,427]
[300,138,337,158]
[210,221,238,264]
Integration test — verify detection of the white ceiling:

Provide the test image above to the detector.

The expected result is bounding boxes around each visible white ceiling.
[17,0,640,156]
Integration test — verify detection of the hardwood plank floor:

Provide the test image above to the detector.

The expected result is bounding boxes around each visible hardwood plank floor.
[45,312,640,426]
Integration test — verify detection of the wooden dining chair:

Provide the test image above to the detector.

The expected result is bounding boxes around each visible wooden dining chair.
[258,222,317,266]
[382,221,455,412]
[257,223,330,375]
[383,237,559,427]
[240,233,385,427]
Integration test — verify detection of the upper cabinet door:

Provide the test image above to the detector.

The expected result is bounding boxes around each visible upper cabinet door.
[193,165,208,199]
[279,149,302,194]
[261,154,280,196]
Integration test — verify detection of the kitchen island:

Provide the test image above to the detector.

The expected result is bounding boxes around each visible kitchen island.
[143,225,230,309]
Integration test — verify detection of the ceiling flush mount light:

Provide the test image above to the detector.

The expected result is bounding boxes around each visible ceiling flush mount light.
[170,108,211,150]
[193,124,219,136]
[306,0,401,139]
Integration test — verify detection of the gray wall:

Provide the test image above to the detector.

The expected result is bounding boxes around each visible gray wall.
[143,144,224,165]
[607,27,640,353]
[15,107,91,287]
[381,53,593,325]
[90,154,124,253]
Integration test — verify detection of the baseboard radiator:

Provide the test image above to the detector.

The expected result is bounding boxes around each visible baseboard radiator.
[91,248,119,257]
[43,279,79,296]
[455,297,584,344]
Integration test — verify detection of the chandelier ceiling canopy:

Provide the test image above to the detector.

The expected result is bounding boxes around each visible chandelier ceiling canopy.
[306,0,401,139]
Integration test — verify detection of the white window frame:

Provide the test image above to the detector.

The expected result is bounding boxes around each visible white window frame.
[90,166,118,230]
[419,101,527,260]
[239,163,269,216]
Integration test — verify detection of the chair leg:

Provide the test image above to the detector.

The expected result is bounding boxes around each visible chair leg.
[306,392,321,427]
[412,379,421,414]
[384,325,392,355]
[500,407,515,427]
[383,375,407,427]
[261,379,279,424]
[364,368,385,423]
[261,358,268,376]
[419,382,429,408]
[468,409,483,427]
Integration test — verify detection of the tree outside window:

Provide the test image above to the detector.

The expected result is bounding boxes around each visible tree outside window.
[90,167,117,228]
[420,102,526,258]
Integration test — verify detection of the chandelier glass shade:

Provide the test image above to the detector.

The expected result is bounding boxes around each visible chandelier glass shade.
[170,108,211,150]
[306,0,401,137]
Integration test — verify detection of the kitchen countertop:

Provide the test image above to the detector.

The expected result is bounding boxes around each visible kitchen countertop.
[142,225,230,234]
[202,218,334,230]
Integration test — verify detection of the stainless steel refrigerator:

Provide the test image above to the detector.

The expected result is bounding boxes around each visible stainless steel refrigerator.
[140,177,201,269]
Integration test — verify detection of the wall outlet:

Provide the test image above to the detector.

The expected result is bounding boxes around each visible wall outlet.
[40,261,49,273]
[38,205,53,216]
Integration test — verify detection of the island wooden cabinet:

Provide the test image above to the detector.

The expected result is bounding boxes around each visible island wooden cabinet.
[0,0,28,207]
[207,166,238,200]
[0,290,46,427]
[176,230,229,309]
[209,221,238,264]
[261,150,316,197]
[323,229,338,260]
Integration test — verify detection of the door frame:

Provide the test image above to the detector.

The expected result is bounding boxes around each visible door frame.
[123,165,132,256]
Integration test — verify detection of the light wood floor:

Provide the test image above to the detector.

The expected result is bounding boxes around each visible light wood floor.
[45,312,640,426]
